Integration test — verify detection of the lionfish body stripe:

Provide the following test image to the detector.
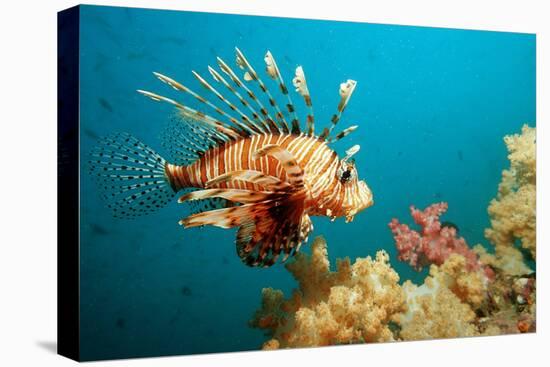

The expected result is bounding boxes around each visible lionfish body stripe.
[89,47,374,267]
[165,134,336,202]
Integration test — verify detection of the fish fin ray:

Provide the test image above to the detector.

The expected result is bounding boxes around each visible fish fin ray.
[292,66,315,135]
[191,70,265,135]
[160,117,226,165]
[152,71,253,135]
[137,89,243,139]
[322,79,357,140]
[187,196,233,216]
[216,56,280,134]
[179,203,257,229]
[235,47,290,134]
[235,192,308,267]
[207,65,273,133]
[264,51,301,134]
[179,186,308,267]
[329,125,358,143]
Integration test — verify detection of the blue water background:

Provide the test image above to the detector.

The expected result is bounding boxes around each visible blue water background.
[78,5,535,360]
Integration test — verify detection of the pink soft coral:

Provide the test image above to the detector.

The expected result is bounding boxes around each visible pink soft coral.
[388,202,481,272]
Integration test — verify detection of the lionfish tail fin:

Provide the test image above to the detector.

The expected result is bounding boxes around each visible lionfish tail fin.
[88,132,176,218]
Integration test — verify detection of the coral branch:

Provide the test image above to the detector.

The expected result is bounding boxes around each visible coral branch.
[389,202,481,272]
[485,124,536,260]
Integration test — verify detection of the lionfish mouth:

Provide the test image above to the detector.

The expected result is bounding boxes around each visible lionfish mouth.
[343,180,374,222]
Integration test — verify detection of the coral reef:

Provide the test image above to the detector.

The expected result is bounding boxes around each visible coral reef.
[397,255,482,340]
[252,234,535,349]
[251,124,536,349]
[250,237,406,348]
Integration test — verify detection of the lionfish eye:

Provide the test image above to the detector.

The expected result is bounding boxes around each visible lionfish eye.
[341,170,351,182]
[339,162,355,184]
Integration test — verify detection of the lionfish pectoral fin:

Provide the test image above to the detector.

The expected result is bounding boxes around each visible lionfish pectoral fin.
[186,196,234,216]
[179,202,257,229]
[177,187,289,229]
[178,142,308,267]
[298,214,313,252]
[235,192,308,268]
[178,178,309,267]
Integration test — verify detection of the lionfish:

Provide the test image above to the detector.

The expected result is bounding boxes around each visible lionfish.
[89,48,374,267]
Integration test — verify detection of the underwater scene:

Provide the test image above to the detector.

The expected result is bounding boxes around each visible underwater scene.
[78,5,536,361]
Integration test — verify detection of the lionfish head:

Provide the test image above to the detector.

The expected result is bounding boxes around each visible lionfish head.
[326,145,374,222]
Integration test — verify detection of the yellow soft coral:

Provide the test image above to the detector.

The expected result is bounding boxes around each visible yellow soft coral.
[252,234,535,348]
[504,124,536,185]
[250,236,406,348]
[395,255,481,340]
[485,124,536,259]
[436,254,488,308]
[474,244,532,276]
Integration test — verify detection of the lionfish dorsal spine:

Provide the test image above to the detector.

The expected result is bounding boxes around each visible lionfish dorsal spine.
[216,56,280,134]
[151,72,248,137]
[207,65,271,132]
[292,66,315,136]
[323,79,358,139]
[136,89,241,140]
[235,47,291,134]
[139,47,360,151]
[329,125,358,143]
[264,51,301,134]
[190,70,262,135]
